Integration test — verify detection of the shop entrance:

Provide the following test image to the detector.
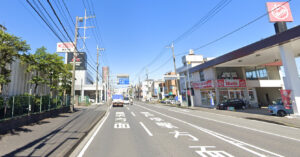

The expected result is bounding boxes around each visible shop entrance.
[228,90,243,99]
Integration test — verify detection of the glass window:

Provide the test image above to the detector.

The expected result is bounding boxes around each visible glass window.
[246,68,268,80]
[199,71,205,81]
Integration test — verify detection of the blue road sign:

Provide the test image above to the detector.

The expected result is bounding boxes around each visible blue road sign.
[118,78,129,85]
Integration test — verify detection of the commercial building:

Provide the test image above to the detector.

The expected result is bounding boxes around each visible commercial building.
[190,25,300,115]
[177,49,213,106]
[142,79,154,101]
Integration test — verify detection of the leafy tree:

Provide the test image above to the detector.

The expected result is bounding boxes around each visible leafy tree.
[0,30,30,95]
[21,47,49,95]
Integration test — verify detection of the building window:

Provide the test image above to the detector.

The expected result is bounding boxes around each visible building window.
[199,71,205,81]
[246,68,268,80]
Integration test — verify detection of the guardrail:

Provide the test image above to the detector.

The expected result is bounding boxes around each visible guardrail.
[0,95,71,121]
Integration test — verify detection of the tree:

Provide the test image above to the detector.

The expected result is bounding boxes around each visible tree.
[21,47,49,95]
[45,53,65,97]
[59,64,72,97]
[0,30,30,95]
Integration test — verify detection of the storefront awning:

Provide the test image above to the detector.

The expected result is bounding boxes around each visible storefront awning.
[190,25,300,72]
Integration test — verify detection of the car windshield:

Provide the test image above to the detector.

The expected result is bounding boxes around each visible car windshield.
[124,97,129,100]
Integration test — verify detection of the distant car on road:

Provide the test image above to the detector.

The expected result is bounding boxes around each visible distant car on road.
[123,97,133,105]
[268,99,293,117]
[216,99,246,110]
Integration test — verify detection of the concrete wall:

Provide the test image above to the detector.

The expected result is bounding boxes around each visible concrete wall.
[266,66,281,80]
[4,59,50,96]
[256,87,281,106]
[204,68,216,80]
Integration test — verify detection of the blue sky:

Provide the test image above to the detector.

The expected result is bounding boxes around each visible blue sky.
[1,0,300,84]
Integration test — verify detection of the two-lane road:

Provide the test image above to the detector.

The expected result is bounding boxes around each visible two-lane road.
[77,102,300,157]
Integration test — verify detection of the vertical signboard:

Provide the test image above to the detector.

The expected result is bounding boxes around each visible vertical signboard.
[280,89,292,109]
[67,52,87,70]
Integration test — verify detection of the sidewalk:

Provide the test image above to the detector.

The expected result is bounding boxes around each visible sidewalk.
[0,104,107,157]
[157,103,300,129]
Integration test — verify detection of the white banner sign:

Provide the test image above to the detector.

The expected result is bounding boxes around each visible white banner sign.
[163,75,179,80]
[56,42,75,52]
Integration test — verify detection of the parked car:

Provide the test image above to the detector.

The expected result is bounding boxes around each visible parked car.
[216,99,246,110]
[268,99,293,117]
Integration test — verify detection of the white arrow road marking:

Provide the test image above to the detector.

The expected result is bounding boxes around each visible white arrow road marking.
[140,122,153,136]
[136,104,283,157]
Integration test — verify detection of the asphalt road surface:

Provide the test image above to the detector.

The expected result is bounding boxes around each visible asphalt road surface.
[77,102,300,157]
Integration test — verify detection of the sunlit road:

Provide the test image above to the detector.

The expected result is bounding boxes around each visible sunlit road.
[78,102,300,157]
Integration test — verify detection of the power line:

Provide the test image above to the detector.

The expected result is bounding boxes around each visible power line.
[172,0,232,44]
[134,0,232,83]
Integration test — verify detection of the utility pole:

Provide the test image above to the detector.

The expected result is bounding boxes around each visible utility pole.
[70,16,81,112]
[187,62,194,107]
[167,42,181,104]
[96,46,104,104]
[96,46,99,104]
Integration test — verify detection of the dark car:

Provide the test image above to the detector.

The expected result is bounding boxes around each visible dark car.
[216,99,246,110]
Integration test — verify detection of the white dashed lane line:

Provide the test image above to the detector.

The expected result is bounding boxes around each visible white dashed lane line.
[139,122,153,136]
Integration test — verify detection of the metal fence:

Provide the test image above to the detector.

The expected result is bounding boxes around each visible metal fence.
[0,95,71,120]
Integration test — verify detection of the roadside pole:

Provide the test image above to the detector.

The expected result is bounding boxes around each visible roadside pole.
[70,16,80,112]
[96,46,105,104]
[96,46,99,104]
[168,43,181,104]
[187,62,194,107]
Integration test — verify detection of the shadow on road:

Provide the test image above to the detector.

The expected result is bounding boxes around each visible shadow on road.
[2,109,85,157]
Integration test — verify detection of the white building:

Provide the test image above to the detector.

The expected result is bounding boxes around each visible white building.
[142,79,154,101]
[176,49,213,106]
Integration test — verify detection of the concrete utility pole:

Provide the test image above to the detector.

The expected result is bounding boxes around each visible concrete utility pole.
[168,43,181,103]
[96,46,99,104]
[187,62,194,107]
[96,46,104,104]
[70,16,81,112]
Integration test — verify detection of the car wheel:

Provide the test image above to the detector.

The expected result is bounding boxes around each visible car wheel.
[277,110,286,117]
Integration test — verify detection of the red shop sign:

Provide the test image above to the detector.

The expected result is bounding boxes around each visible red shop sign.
[217,79,246,88]
[191,80,214,89]
[266,2,293,22]
[280,89,292,109]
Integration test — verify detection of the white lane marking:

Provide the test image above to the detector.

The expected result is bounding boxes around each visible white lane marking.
[139,122,153,136]
[149,104,300,143]
[156,122,178,129]
[78,111,110,157]
[131,112,136,117]
[110,105,112,109]
[189,146,234,157]
[170,130,199,141]
[114,123,130,128]
[126,107,130,110]
[137,104,283,157]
